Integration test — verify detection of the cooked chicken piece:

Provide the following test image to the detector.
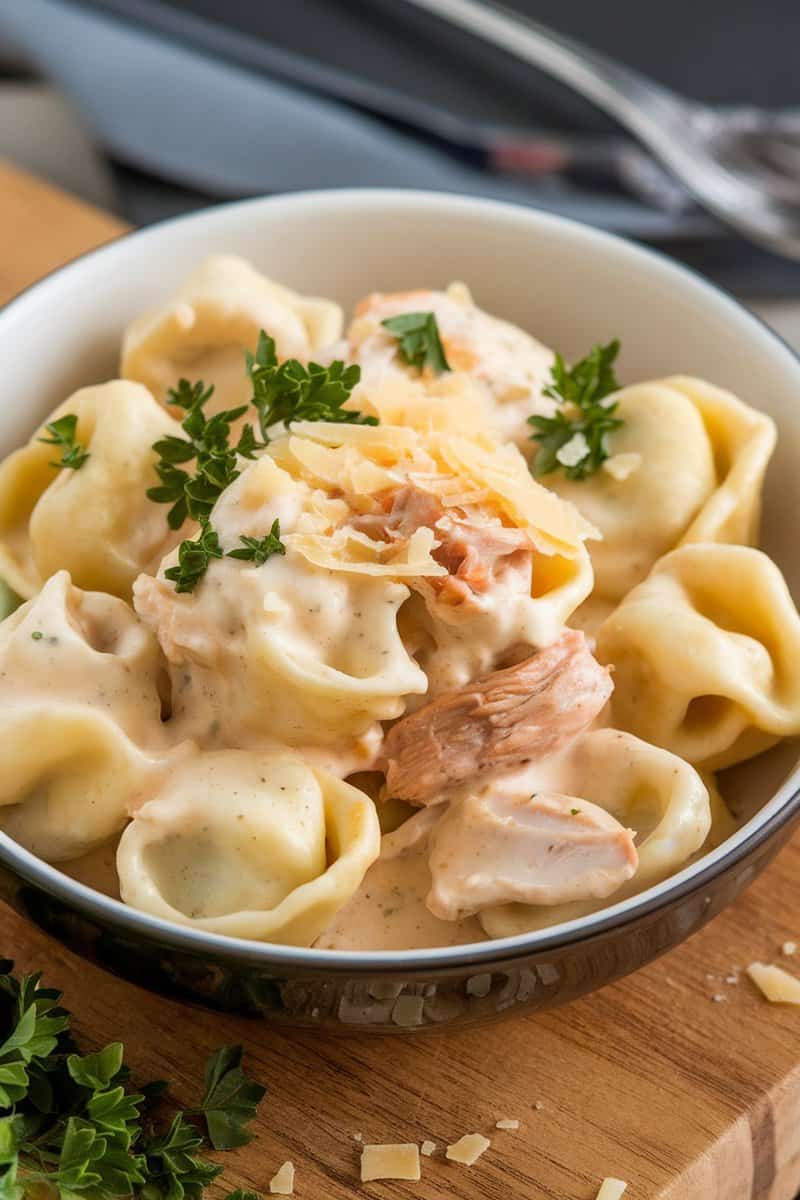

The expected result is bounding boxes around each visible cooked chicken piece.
[380,629,612,803]
[426,790,638,919]
[347,286,555,446]
[351,484,534,607]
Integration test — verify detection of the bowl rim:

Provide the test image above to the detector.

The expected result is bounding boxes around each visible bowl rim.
[2,184,799,973]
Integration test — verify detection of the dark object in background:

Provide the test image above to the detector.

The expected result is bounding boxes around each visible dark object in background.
[6,0,800,291]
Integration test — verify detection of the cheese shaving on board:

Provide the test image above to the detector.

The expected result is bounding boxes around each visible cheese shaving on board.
[269,1162,295,1195]
[595,1180,627,1200]
[747,962,800,1003]
[360,1143,421,1182]
[445,1134,491,1165]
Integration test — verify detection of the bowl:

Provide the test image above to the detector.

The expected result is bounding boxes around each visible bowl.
[1,189,799,1032]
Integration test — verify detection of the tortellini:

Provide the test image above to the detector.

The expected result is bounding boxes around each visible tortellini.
[0,572,172,861]
[479,729,711,938]
[133,455,428,769]
[116,751,380,944]
[545,376,776,601]
[0,380,183,600]
[121,255,343,412]
[348,283,555,447]
[597,544,800,769]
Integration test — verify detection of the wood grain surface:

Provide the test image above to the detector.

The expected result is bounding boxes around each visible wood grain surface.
[1,159,800,1200]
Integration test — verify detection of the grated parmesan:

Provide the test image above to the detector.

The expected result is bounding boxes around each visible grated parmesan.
[269,1162,295,1195]
[445,1134,490,1166]
[602,451,642,482]
[596,1180,627,1200]
[747,962,800,1004]
[360,1144,421,1182]
[420,1140,436,1157]
[495,1119,520,1130]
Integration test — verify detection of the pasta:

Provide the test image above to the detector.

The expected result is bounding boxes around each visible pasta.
[0,380,184,600]
[116,752,380,944]
[347,283,556,446]
[0,256,793,950]
[596,544,800,769]
[543,376,776,601]
[121,255,343,412]
[0,572,171,861]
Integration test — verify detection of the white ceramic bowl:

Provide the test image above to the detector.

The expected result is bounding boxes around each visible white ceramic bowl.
[0,190,798,1030]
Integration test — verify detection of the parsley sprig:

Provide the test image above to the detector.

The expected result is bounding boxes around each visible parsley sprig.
[381,312,451,374]
[0,960,265,1200]
[528,339,623,480]
[163,524,223,595]
[246,332,373,440]
[165,520,286,594]
[147,380,263,530]
[226,521,285,568]
[38,415,90,471]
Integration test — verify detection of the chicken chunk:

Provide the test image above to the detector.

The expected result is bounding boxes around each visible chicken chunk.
[380,629,612,803]
[352,484,534,607]
[426,790,638,920]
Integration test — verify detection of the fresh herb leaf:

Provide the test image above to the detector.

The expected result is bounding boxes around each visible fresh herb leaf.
[196,1046,266,1151]
[246,331,373,441]
[164,524,223,595]
[0,961,265,1200]
[141,1113,222,1200]
[226,520,285,568]
[147,379,253,529]
[37,415,90,471]
[528,339,623,480]
[224,1189,260,1200]
[67,1044,124,1093]
[381,311,451,374]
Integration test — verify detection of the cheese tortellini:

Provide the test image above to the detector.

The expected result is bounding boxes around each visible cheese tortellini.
[545,376,776,601]
[0,380,183,600]
[597,544,800,769]
[0,572,172,860]
[116,752,380,944]
[121,255,343,413]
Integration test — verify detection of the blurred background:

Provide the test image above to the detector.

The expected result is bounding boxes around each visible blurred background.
[2,0,800,297]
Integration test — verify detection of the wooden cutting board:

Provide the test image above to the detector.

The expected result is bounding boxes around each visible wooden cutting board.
[2,160,800,1200]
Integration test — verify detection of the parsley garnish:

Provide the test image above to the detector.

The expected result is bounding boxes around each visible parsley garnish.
[528,339,623,480]
[147,380,262,530]
[381,312,451,373]
[38,415,90,471]
[226,520,285,568]
[246,331,373,440]
[0,961,265,1200]
[163,524,223,594]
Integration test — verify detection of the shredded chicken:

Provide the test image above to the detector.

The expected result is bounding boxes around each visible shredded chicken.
[426,790,638,919]
[351,484,533,607]
[380,629,612,803]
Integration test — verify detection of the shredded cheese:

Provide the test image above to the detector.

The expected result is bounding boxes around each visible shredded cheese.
[445,1134,490,1165]
[269,1161,295,1195]
[420,1140,436,1157]
[495,1119,520,1130]
[360,1144,421,1182]
[747,962,800,1003]
[596,1180,627,1200]
[602,451,642,481]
